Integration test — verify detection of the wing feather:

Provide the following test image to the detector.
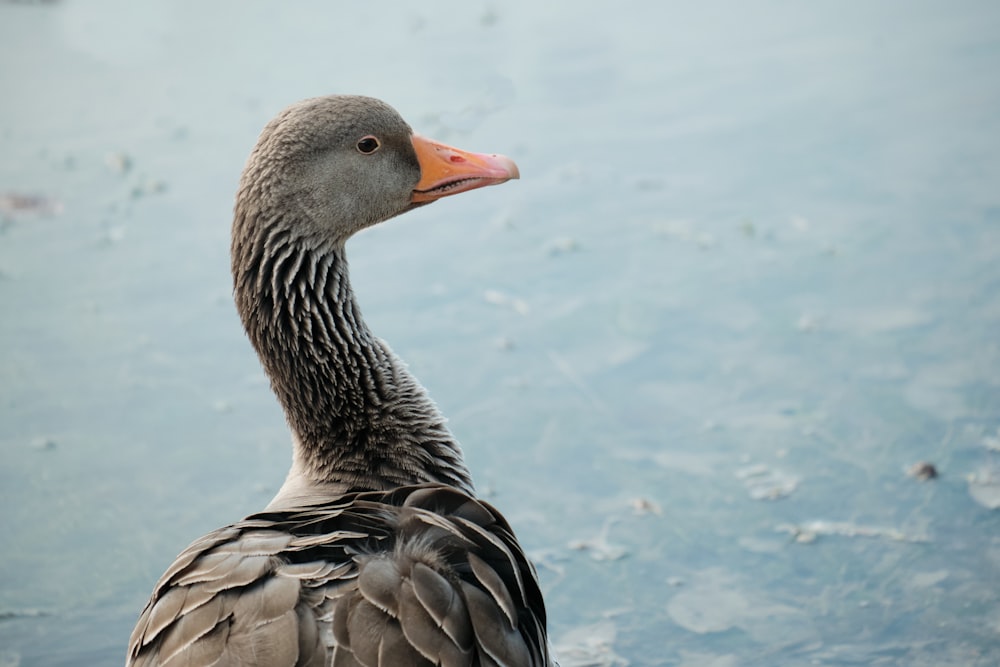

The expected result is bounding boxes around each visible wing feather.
[128,484,550,666]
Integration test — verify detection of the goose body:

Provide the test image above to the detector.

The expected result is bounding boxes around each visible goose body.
[127,96,551,666]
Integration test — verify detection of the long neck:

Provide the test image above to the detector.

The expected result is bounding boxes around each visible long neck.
[232,213,473,498]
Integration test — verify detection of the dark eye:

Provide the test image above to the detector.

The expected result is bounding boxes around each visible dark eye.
[356,136,380,154]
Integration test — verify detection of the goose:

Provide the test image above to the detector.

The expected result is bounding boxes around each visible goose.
[127,95,551,667]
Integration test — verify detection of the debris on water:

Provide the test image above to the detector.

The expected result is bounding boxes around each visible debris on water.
[966,467,1000,509]
[554,620,629,667]
[910,569,949,588]
[479,8,498,27]
[527,548,568,582]
[568,537,628,562]
[0,608,49,620]
[651,219,716,248]
[483,289,529,315]
[489,211,515,231]
[775,520,927,543]
[0,193,62,217]
[696,233,717,249]
[906,461,938,481]
[796,313,820,333]
[735,463,799,500]
[846,307,932,335]
[545,236,580,256]
[651,219,693,240]
[568,519,628,561]
[105,152,132,174]
[633,176,664,191]
[494,336,515,351]
[789,529,817,544]
[668,585,752,634]
[100,225,127,245]
[738,535,789,553]
[629,496,662,516]
[29,437,57,451]
[129,179,167,199]
[981,427,1000,452]
[407,14,426,33]
[789,214,810,231]
[666,567,815,646]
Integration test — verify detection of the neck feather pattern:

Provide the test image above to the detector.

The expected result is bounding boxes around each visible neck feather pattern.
[232,212,473,495]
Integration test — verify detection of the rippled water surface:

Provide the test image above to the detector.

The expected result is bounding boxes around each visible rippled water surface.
[2,1,999,665]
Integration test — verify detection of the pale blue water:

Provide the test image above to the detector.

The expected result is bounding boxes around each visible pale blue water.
[2,1,999,665]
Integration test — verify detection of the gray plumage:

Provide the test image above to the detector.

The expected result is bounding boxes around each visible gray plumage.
[127,96,550,666]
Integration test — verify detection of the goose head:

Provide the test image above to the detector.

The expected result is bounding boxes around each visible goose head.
[236,95,519,248]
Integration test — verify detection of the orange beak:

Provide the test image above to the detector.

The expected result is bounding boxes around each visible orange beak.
[410,134,519,203]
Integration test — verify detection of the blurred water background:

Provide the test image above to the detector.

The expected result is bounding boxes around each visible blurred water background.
[1,1,999,665]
